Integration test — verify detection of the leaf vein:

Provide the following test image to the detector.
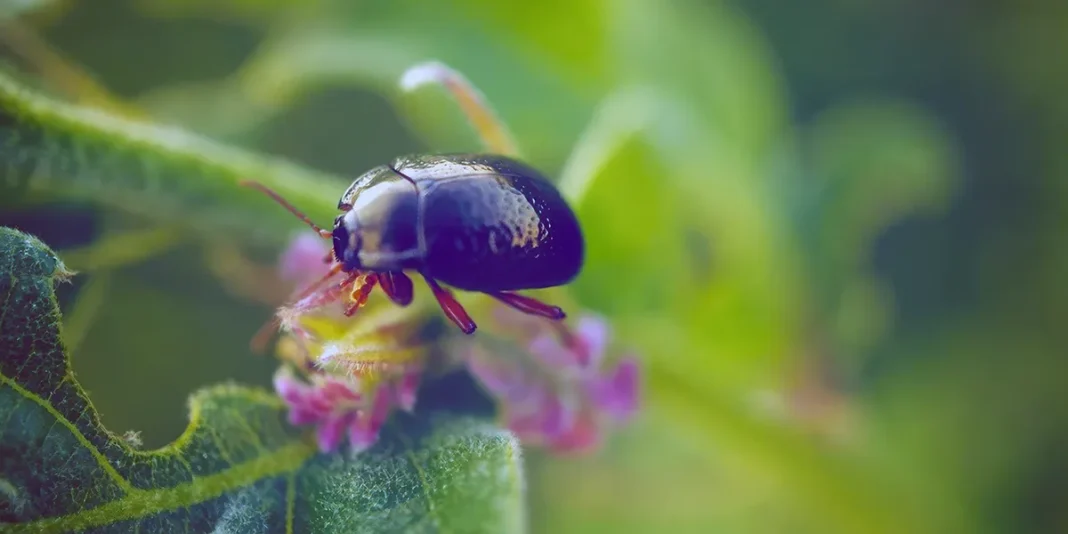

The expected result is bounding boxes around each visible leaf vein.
[0,374,133,493]
[285,470,296,534]
[229,406,267,454]
[398,429,439,531]
[13,441,314,533]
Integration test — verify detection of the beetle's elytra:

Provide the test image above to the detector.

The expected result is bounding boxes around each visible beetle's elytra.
[242,152,584,335]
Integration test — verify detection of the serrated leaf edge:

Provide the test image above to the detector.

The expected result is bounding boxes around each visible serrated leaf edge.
[0,227,318,533]
[3,384,317,534]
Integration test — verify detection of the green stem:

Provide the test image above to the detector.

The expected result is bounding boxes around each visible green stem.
[0,69,343,249]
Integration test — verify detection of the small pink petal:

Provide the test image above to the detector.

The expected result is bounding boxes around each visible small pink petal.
[280,232,332,288]
[504,387,578,444]
[589,356,641,423]
[319,379,361,404]
[548,411,602,454]
[369,386,394,430]
[500,379,552,419]
[317,413,351,453]
[304,392,335,415]
[288,407,323,426]
[528,334,574,369]
[466,350,528,401]
[573,315,610,370]
[349,387,394,452]
[539,393,578,441]
[396,368,422,412]
[347,419,378,453]
[506,410,547,443]
[273,370,309,405]
[502,384,550,440]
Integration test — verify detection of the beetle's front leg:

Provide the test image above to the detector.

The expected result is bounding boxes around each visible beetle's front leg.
[343,273,379,316]
[400,61,520,157]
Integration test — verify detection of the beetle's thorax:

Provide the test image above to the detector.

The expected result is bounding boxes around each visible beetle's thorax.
[335,166,424,273]
[341,210,361,250]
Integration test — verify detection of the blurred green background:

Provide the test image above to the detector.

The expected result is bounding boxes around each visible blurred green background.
[2,0,1067,532]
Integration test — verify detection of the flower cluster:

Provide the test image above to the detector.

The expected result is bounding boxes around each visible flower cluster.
[465,311,640,453]
[267,231,640,455]
[273,365,420,453]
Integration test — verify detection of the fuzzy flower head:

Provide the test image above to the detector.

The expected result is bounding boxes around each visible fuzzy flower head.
[268,231,641,455]
[266,232,432,453]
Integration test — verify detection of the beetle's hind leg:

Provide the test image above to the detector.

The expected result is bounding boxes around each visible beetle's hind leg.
[420,273,477,334]
[488,291,566,321]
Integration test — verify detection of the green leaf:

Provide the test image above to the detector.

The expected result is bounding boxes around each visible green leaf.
[0,68,343,249]
[0,0,52,19]
[0,226,523,532]
[805,98,960,278]
[801,98,961,361]
[560,87,802,391]
[137,16,594,171]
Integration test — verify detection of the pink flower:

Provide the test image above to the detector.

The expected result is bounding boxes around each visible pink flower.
[465,311,642,455]
[278,231,334,292]
[270,232,641,456]
[395,367,422,413]
[273,368,396,454]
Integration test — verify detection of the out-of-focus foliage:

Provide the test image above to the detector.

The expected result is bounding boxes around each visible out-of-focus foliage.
[1,0,1065,532]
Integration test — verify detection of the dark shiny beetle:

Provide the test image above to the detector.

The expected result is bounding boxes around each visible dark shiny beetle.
[243,153,584,334]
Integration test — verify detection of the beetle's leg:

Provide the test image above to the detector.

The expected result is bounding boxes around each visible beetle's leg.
[400,61,520,157]
[343,274,379,316]
[248,262,346,354]
[420,273,477,334]
[379,271,415,307]
[488,291,566,321]
[249,315,282,354]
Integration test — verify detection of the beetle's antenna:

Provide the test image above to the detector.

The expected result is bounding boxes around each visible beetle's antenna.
[240,180,332,239]
[249,315,281,354]
[249,262,346,354]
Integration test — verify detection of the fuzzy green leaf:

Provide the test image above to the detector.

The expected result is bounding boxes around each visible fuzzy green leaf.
[0,228,523,532]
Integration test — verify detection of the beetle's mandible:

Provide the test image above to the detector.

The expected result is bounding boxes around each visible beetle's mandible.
[242,152,584,335]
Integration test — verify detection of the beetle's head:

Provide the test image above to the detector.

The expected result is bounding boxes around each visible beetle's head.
[331,211,362,271]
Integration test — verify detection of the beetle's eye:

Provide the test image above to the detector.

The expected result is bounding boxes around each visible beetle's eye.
[332,225,348,265]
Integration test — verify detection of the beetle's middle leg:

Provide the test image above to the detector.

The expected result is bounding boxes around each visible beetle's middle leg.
[419,272,477,334]
[487,291,566,321]
[378,271,415,307]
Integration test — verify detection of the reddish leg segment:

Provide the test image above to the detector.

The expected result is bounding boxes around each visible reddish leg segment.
[344,274,379,316]
[378,271,415,307]
[489,291,566,320]
[420,273,477,334]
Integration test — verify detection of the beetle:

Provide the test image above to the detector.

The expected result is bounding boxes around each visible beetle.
[241,152,584,335]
